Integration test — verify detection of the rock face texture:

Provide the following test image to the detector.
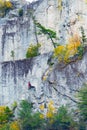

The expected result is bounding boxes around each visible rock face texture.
[1,51,87,109]
[0,0,87,108]
[1,0,87,61]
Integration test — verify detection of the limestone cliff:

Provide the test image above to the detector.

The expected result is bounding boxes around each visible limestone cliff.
[0,0,87,109]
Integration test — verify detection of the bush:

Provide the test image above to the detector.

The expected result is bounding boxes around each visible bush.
[77,84,87,121]
[52,106,77,130]
[18,8,23,17]
[54,34,81,63]
[0,0,13,17]
[0,123,10,130]
[18,100,44,130]
[0,121,20,130]
[77,45,84,59]
[10,121,20,130]
[39,102,77,130]
[77,83,87,129]
[0,106,14,125]
[26,44,41,58]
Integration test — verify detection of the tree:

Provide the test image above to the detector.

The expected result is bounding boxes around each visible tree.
[18,100,44,130]
[77,83,87,129]
[52,106,77,130]
[34,21,58,48]
[77,84,87,120]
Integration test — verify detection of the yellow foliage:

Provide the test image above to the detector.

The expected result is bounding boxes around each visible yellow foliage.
[46,111,53,118]
[5,1,13,8]
[85,0,87,4]
[68,34,80,50]
[0,0,4,7]
[10,121,20,130]
[40,114,44,119]
[0,0,12,7]
[0,106,6,113]
[48,101,56,113]
[58,0,62,11]
[42,76,47,81]
[45,100,56,120]
[54,34,81,63]
[49,100,54,105]
[54,45,67,62]
[39,104,44,111]
[54,45,65,56]
[39,100,56,121]
[0,0,13,12]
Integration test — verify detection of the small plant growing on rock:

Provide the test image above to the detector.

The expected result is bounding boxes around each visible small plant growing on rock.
[54,34,81,63]
[80,26,87,45]
[26,43,41,58]
[18,8,23,17]
[0,0,13,17]
[11,50,15,61]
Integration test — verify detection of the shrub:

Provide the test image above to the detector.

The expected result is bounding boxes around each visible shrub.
[18,100,44,130]
[77,83,87,129]
[10,121,20,130]
[0,123,10,130]
[77,84,87,121]
[39,102,77,130]
[0,121,20,130]
[80,26,87,44]
[18,8,23,17]
[0,0,13,17]
[26,44,41,58]
[39,101,56,129]
[54,34,81,63]
[0,106,14,125]
[51,106,77,130]
[77,45,84,59]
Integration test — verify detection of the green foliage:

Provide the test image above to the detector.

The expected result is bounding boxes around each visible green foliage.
[11,101,17,111]
[51,106,77,130]
[29,112,44,130]
[11,50,15,60]
[18,100,32,119]
[80,26,87,44]
[77,27,86,59]
[0,106,14,125]
[77,45,84,58]
[77,84,87,121]
[18,100,32,130]
[39,102,77,130]
[0,121,20,130]
[0,123,10,130]
[18,8,23,17]
[35,21,58,48]
[26,44,41,58]
[18,100,44,130]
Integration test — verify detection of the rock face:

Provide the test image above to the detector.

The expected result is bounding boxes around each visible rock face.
[0,51,87,109]
[1,0,87,61]
[0,0,87,108]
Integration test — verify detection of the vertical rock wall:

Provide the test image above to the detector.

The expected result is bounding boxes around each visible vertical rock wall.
[0,0,87,61]
[0,0,87,107]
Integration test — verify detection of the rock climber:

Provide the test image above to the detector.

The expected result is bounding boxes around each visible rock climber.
[28,82,36,91]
